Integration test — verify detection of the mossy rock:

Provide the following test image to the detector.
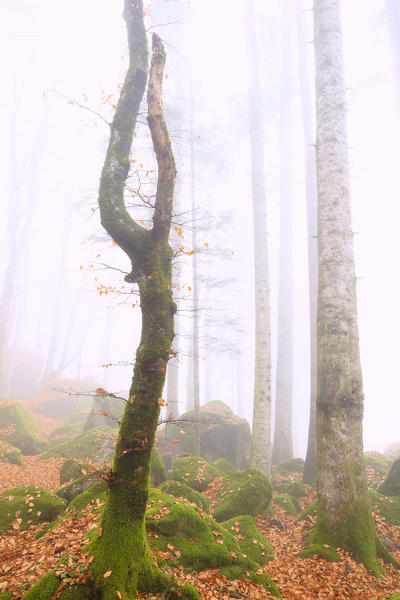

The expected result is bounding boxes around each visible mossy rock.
[378,458,400,496]
[60,459,88,484]
[213,469,272,522]
[172,455,219,492]
[83,393,125,431]
[276,457,304,475]
[0,440,22,465]
[21,571,92,600]
[151,447,166,486]
[145,489,279,596]
[370,490,400,525]
[68,481,108,514]
[211,458,236,476]
[364,452,395,480]
[49,421,84,445]
[272,493,300,516]
[0,592,13,600]
[299,543,340,562]
[159,480,210,512]
[163,400,251,469]
[56,474,105,504]
[221,515,273,563]
[297,498,317,521]
[273,481,306,498]
[40,426,117,464]
[0,401,46,455]
[0,486,66,534]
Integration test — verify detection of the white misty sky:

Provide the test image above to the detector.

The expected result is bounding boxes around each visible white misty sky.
[0,0,399,455]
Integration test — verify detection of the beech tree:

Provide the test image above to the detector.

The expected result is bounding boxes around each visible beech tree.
[246,0,272,477]
[55,3,198,598]
[296,0,318,485]
[306,0,399,575]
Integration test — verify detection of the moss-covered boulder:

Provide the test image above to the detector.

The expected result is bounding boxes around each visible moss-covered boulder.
[49,421,84,445]
[159,480,210,512]
[273,481,306,498]
[83,393,125,431]
[41,426,116,464]
[60,458,88,484]
[0,400,46,455]
[213,469,272,522]
[299,543,340,562]
[364,452,395,480]
[151,447,166,486]
[68,481,108,514]
[56,474,104,504]
[0,440,22,465]
[272,493,300,516]
[276,457,304,475]
[0,486,65,533]
[370,490,400,525]
[172,455,219,492]
[211,458,236,476]
[146,489,279,596]
[378,458,400,497]
[163,401,251,469]
[221,515,273,563]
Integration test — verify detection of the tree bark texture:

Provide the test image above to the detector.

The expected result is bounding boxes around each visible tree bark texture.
[272,0,294,466]
[311,0,398,575]
[296,0,318,486]
[246,0,272,477]
[86,4,193,598]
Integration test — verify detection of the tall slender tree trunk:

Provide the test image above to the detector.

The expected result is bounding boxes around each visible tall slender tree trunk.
[246,0,272,476]
[190,94,201,456]
[306,0,399,575]
[272,1,294,466]
[296,0,318,486]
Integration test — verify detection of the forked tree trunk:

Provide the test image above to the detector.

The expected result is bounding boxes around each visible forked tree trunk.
[272,0,294,466]
[246,0,272,476]
[309,0,399,576]
[296,0,318,486]
[81,4,197,599]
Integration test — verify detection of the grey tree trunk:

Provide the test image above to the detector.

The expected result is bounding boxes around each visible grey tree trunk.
[272,0,294,467]
[296,0,318,486]
[246,0,272,477]
[307,0,399,575]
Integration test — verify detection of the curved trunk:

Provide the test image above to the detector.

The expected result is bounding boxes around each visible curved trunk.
[310,0,398,575]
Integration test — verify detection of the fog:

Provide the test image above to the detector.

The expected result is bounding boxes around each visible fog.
[0,0,399,456]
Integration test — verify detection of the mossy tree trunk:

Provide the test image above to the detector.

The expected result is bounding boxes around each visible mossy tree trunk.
[311,0,398,576]
[88,3,185,598]
[296,0,318,486]
[246,0,272,477]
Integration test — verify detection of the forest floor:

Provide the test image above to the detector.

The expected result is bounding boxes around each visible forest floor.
[1,458,400,600]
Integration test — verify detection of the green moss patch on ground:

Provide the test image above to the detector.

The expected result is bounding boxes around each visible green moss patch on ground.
[0,440,22,465]
[221,515,273,563]
[172,455,219,492]
[378,458,400,497]
[272,493,300,516]
[370,490,400,525]
[151,447,166,486]
[0,485,65,534]
[299,543,341,562]
[48,421,85,445]
[159,480,210,512]
[0,401,47,455]
[40,426,116,464]
[276,457,304,475]
[365,452,395,481]
[213,469,272,522]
